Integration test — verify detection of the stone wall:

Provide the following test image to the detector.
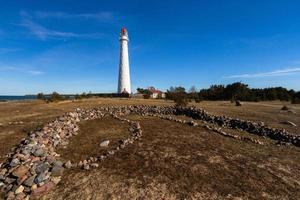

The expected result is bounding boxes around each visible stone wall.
[0,105,299,199]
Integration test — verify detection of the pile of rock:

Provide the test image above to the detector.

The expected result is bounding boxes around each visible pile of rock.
[148,113,264,145]
[207,125,264,145]
[172,106,300,147]
[103,105,298,146]
[0,111,81,199]
[0,105,148,199]
[110,105,298,146]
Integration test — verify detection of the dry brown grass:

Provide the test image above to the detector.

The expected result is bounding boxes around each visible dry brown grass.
[1,98,300,199]
[42,115,300,199]
[58,116,132,163]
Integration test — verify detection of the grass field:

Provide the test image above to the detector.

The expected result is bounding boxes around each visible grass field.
[0,98,299,199]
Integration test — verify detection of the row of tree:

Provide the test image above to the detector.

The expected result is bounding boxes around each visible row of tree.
[37,92,94,102]
[166,82,300,104]
[136,88,151,99]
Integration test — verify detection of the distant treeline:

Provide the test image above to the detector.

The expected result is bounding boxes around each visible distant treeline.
[37,92,92,102]
[166,82,300,104]
[36,82,300,104]
[37,92,129,102]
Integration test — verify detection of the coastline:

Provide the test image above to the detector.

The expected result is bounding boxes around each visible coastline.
[0,96,37,102]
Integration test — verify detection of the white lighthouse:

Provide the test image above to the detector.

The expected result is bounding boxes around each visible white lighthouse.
[118,27,131,94]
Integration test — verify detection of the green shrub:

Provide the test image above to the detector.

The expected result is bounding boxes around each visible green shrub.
[37,93,45,100]
[48,92,63,102]
[174,94,188,107]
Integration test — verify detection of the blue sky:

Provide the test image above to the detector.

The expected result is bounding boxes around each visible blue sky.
[0,0,300,95]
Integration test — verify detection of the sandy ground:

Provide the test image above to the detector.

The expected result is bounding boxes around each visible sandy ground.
[0,98,299,199]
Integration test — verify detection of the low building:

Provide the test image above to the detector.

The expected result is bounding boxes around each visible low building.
[148,87,166,99]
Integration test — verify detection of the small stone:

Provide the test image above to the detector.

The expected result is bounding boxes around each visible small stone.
[31,184,37,191]
[23,175,36,187]
[38,181,45,187]
[15,192,26,200]
[89,157,95,162]
[0,168,7,175]
[5,184,13,193]
[100,140,110,147]
[10,158,20,167]
[15,185,24,194]
[52,160,63,167]
[280,121,297,127]
[5,177,16,184]
[23,186,31,193]
[21,149,30,155]
[51,165,64,176]
[188,121,198,126]
[64,161,72,169]
[12,165,28,178]
[6,191,15,199]
[17,175,28,185]
[31,157,40,163]
[46,156,55,164]
[35,163,50,174]
[83,164,90,170]
[34,148,45,157]
[51,176,61,185]
[90,163,99,168]
[34,173,46,184]
[31,181,55,196]
[34,172,48,184]
[69,112,77,118]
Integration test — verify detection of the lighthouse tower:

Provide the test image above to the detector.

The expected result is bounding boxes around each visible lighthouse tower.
[118,27,131,94]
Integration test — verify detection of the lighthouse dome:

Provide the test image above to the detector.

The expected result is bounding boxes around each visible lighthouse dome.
[120,27,128,35]
[119,27,129,41]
